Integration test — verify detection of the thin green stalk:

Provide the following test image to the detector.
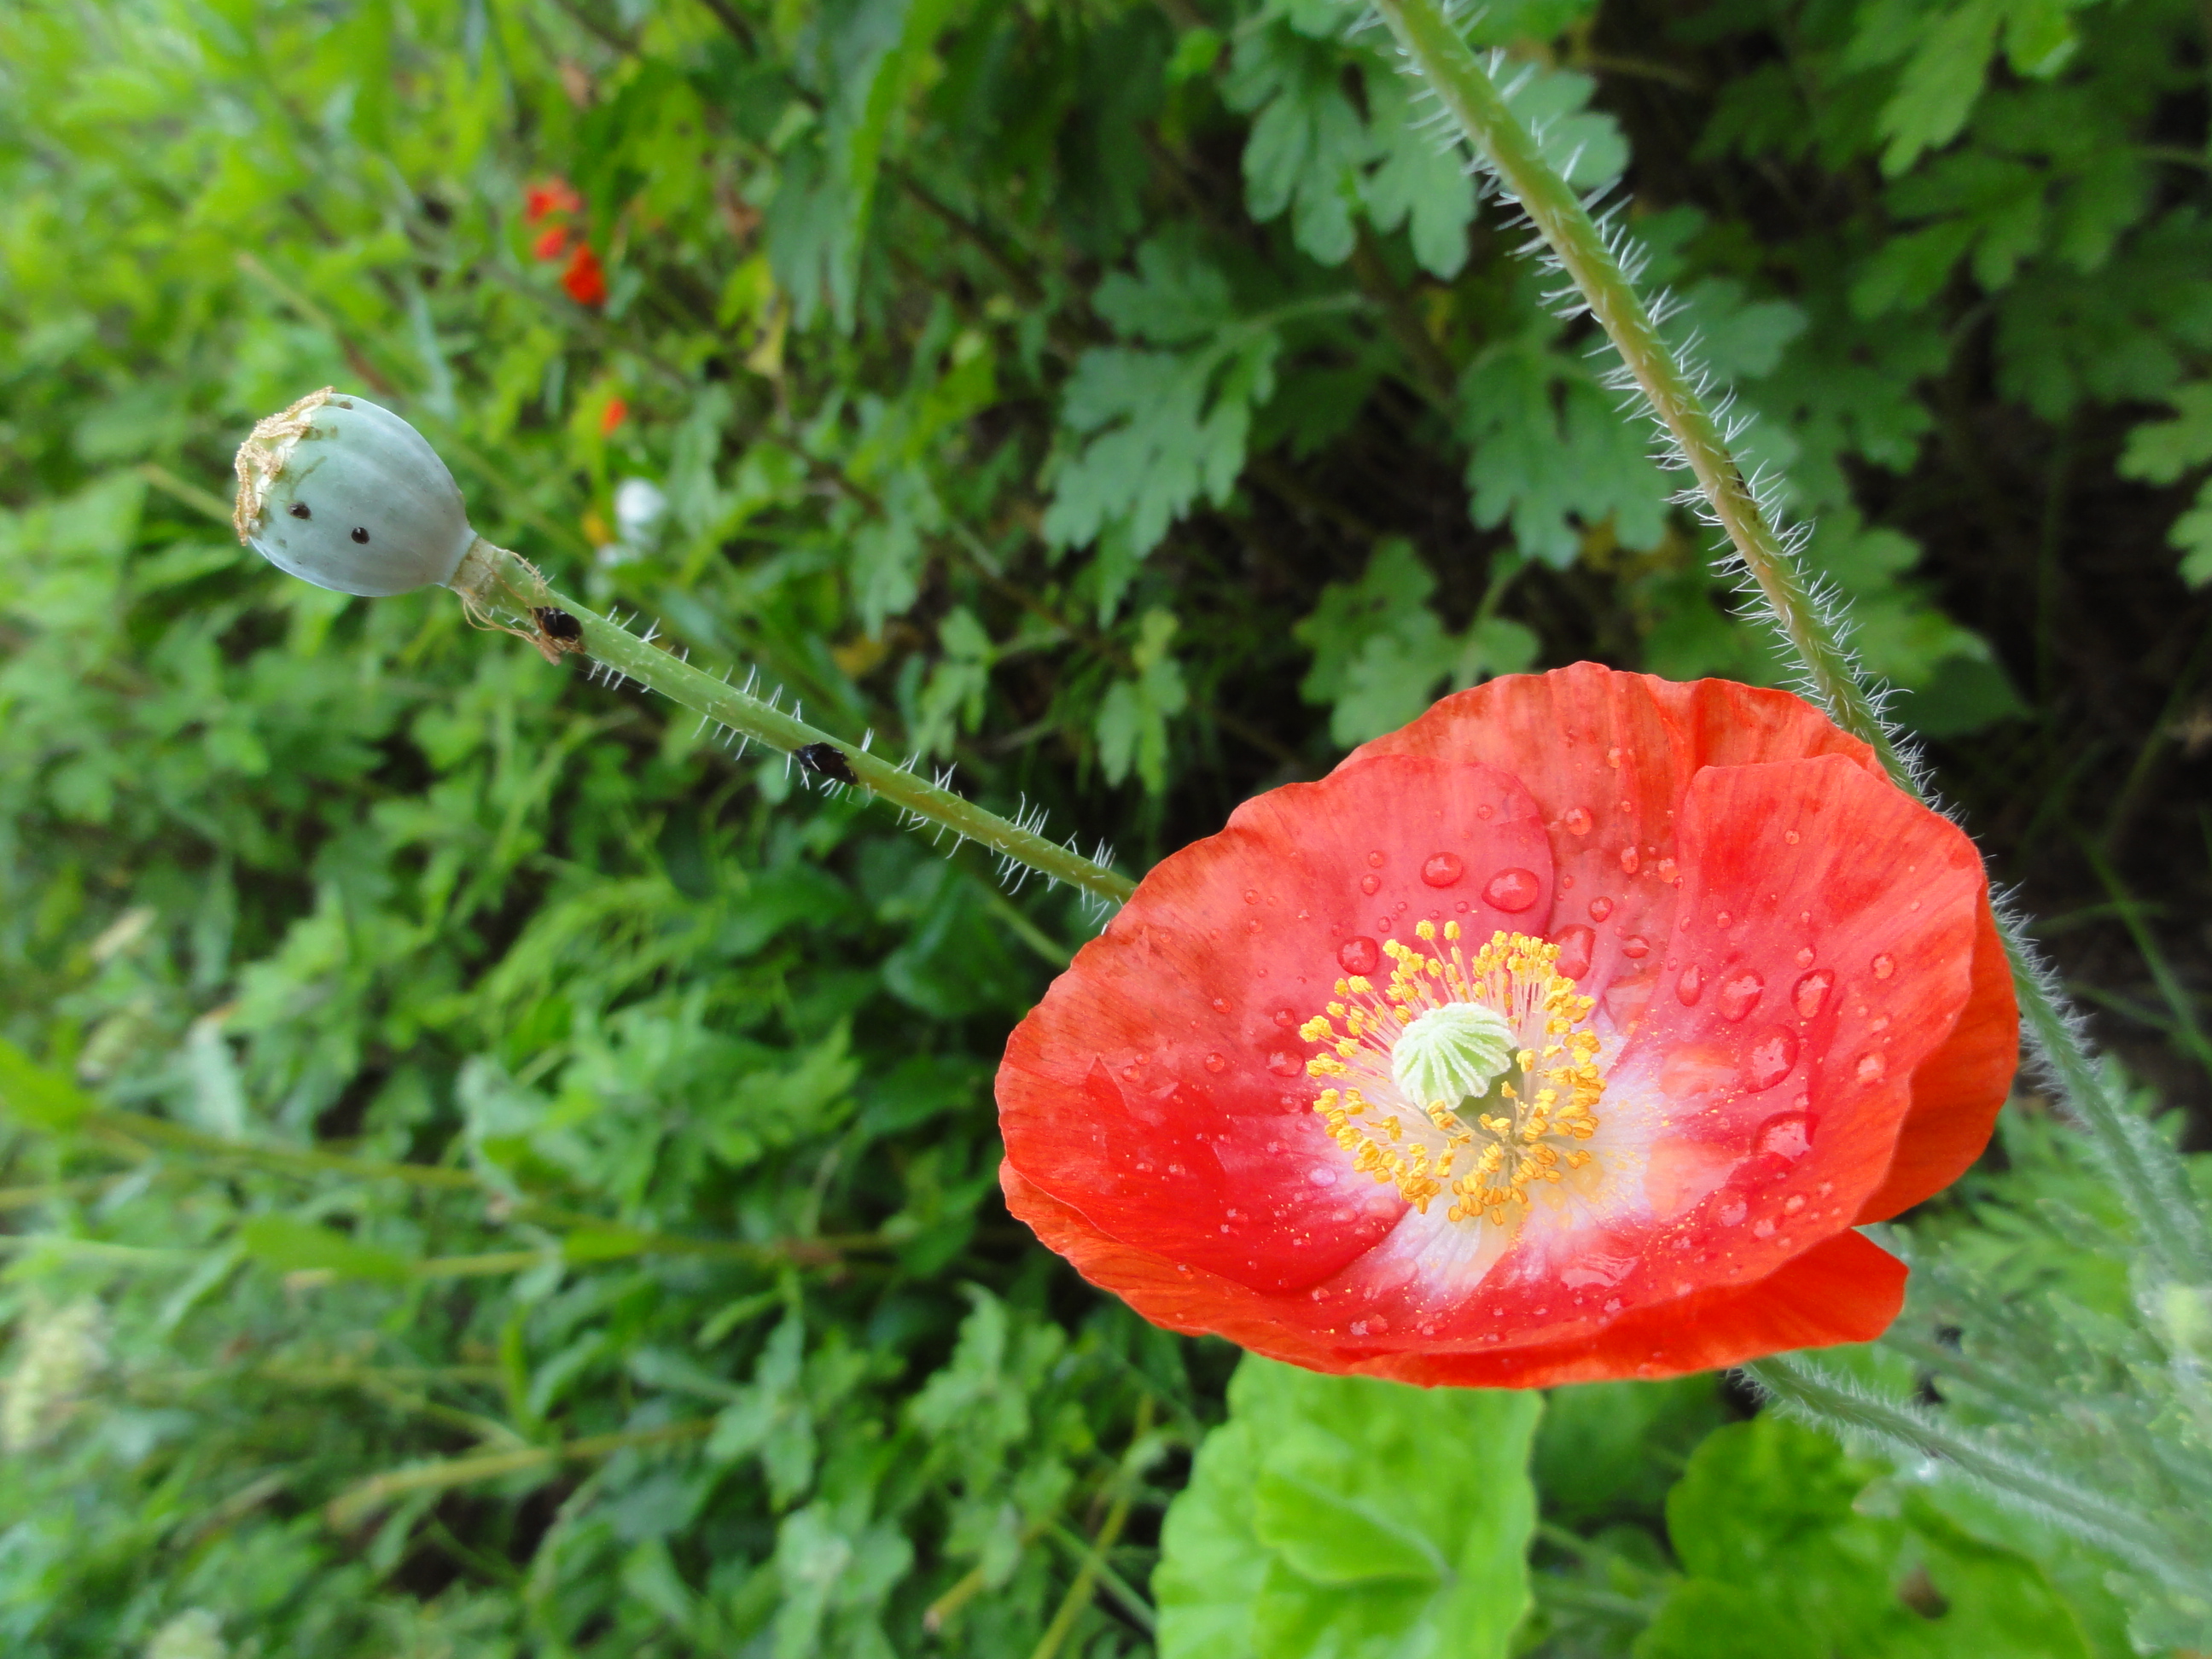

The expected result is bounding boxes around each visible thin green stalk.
[324,1418,712,1530]
[457,543,1132,906]
[1747,1355,2206,1597]
[1372,0,2212,1285]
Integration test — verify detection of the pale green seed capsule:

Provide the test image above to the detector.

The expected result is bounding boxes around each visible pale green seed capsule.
[233,387,479,597]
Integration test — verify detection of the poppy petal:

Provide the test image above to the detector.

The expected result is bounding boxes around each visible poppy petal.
[1339,1228,1907,1388]
[998,753,1553,1295]
[1855,896,2017,1220]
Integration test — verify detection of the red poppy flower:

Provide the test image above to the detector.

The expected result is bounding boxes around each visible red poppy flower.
[561,244,608,308]
[532,226,570,263]
[997,665,2017,1387]
[525,178,583,224]
[599,396,627,436]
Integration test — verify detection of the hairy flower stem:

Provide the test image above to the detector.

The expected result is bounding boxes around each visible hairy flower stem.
[1747,1355,2208,1597]
[1372,0,2212,1285]
[463,543,1133,907]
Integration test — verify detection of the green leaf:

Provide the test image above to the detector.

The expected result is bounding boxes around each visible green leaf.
[1224,21,1374,266]
[1155,1354,1542,1659]
[1096,608,1190,792]
[0,1037,95,1133]
[236,1214,411,1282]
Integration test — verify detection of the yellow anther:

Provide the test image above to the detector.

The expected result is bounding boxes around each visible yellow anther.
[1416,919,1436,940]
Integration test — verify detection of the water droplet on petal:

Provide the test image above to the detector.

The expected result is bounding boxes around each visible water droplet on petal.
[1792,969,1835,1018]
[1482,867,1540,911]
[1204,1052,1227,1073]
[1554,925,1595,979]
[1563,806,1593,835]
[1360,874,1380,895]
[1213,998,1231,1015]
[1273,1008,1297,1030]
[1308,1167,1338,1187]
[1716,911,1733,929]
[1784,829,1801,844]
[1855,1051,1887,1084]
[1619,847,1641,876]
[1676,963,1705,1005]
[1587,896,1614,922]
[1267,1051,1304,1078]
[1476,803,1494,820]
[1752,1217,1777,1238]
[1716,971,1764,1022]
[1422,853,1464,888]
[1243,888,1260,905]
[1366,850,1385,869]
[1871,952,1896,980]
[1754,1110,1814,1160]
[1337,936,1381,975]
[1743,1027,1799,1091]
[1783,1193,1807,1215]
[1620,934,1650,959]
[1716,1196,1748,1225]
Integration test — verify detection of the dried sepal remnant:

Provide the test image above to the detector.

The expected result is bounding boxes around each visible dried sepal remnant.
[232,385,336,543]
[996,664,2018,1388]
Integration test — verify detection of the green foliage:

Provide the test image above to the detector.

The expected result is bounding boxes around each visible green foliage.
[0,0,2207,1648]
[1155,1355,1540,1659]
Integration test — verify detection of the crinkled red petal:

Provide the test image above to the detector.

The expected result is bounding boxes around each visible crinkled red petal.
[998,753,1553,1295]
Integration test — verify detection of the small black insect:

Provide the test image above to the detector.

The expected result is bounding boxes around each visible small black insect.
[349,526,370,543]
[288,501,311,520]
[532,606,583,642]
[795,742,858,786]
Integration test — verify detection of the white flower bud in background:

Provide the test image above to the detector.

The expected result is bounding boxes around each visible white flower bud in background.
[233,387,480,597]
[597,475,667,568]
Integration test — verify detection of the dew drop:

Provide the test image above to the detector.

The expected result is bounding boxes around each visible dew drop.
[1676,963,1706,1005]
[1554,925,1595,980]
[1784,829,1800,844]
[1752,1217,1778,1238]
[1716,911,1733,929]
[1366,851,1385,869]
[1621,934,1650,959]
[1855,1051,1888,1084]
[1619,847,1641,876]
[1359,874,1381,895]
[1587,896,1614,922]
[1744,1027,1799,1091]
[1244,888,1261,905]
[1308,1167,1339,1187]
[1782,1193,1807,1215]
[1267,1051,1304,1078]
[1716,1196,1748,1226]
[1871,952,1896,980]
[1716,971,1764,1022]
[1337,936,1381,975]
[1273,1009,1298,1030]
[1213,998,1231,1014]
[1563,806,1593,835]
[1482,867,1541,911]
[1792,969,1835,1019]
[1422,852,1465,888]
[1795,946,1815,968]
[1476,803,1494,820]
[1753,1110,1814,1161]
[1204,1052,1227,1074]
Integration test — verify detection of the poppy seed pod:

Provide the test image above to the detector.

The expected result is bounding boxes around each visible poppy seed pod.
[233,388,480,597]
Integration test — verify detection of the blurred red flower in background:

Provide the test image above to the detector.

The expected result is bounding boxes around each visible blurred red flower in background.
[532,226,569,263]
[561,244,608,308]
[524,178,583,224]
[996,665,2017,1388]
[599,397,627,435]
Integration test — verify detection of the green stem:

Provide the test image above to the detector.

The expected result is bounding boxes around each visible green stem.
[1373,0,2212,1285]
[1747,1355,2206,1597]
[455,543,1132,907]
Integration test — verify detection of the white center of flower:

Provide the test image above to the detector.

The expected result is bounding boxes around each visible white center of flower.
[1390,1001,1516,1109]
